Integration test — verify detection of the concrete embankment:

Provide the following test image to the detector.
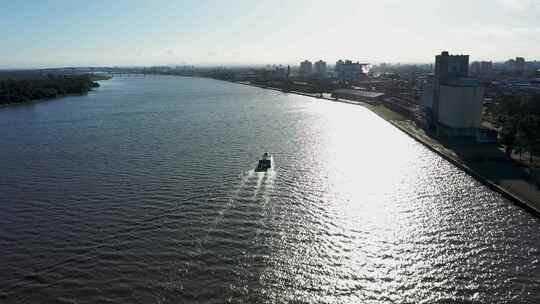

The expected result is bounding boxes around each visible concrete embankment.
[234,81,369,106]
[232,80,540,217]
[387,120,540,218]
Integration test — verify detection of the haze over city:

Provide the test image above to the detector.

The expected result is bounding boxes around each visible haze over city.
[1,0,539,68]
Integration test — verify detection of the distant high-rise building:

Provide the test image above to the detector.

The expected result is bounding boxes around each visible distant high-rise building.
[480,61,493,75]
[335,59,366,82]
[314,60,327,77]
[470,61,492,75]
[299,60,313,76]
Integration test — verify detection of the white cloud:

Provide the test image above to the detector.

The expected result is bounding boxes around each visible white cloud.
[473,24,540,37]
[498,0,538,10]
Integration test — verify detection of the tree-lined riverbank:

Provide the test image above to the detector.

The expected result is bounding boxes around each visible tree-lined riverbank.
[0,73,109,106]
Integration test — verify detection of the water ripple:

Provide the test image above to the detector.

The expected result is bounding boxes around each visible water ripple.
[1,76,539,303]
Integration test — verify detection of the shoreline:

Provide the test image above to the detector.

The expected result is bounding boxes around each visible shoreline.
[389,120,540,217]
[231,79,540,218]
[232,81,370,106]
[0,92,95,108]
[0,76,108,109]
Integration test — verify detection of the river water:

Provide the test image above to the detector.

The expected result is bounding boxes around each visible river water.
[0,76,539,303]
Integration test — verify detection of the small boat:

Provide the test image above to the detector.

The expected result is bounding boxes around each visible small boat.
[255,152,273,172]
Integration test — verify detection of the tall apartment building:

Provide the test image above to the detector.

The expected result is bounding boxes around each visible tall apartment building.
[299,60,313,76]
[314,60,327,77]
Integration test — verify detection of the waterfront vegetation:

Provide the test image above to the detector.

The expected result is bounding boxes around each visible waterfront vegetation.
[0,74,107,106]
[365,104,407,121]
[487,94,540,162]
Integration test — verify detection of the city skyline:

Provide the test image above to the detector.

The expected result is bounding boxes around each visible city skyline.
[1,0,540,68]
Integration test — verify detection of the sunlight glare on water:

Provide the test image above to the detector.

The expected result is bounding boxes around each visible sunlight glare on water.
[0,76,539,303]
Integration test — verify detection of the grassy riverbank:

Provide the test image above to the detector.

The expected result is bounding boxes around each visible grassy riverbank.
[365,104,407,121]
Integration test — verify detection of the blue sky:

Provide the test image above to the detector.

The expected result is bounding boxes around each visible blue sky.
[1,0,539,68]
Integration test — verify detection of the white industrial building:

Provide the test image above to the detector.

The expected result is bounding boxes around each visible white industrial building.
[437,79,484,137]
[422,51,486,140]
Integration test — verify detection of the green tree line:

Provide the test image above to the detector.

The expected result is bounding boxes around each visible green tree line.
[491,94,540,162]
[0,74,101,105]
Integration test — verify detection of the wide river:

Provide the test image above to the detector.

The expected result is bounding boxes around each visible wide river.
[1,76,539,303]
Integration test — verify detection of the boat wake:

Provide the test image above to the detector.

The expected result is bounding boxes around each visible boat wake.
[198,167,276,251]
[233,168,275,204]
